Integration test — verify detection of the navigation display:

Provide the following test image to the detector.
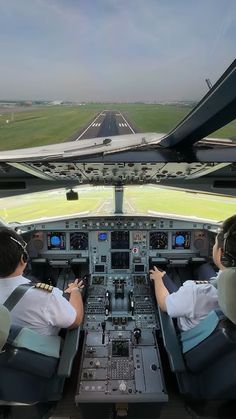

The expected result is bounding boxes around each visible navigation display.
[172,231,191,249]
[149,232,168,249]
[111,252,130,269]
[47,232,66,250]
[70,232,88,250]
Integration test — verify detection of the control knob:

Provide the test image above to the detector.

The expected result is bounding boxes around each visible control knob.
[95,360,101,368]
[119,380,127,393]
[133,328,142,344]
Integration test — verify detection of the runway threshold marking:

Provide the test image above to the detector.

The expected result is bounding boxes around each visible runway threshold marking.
[118,112,135,134]
[75,111,105,141]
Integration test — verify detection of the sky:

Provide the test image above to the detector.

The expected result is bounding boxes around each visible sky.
[0,0,235,102]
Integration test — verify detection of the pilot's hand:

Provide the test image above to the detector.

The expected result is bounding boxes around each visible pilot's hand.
[64,278,84,294]
[149,266,166,282]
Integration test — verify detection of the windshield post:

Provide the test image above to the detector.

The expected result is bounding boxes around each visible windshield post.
[114,186,124,214]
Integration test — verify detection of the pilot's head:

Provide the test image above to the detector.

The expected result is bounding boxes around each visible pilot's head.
[0,228,28,278]
[218,215,236,268]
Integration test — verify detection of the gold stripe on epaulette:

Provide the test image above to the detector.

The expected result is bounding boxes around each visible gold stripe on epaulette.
[195,280,210,284]
[35,283,53,292]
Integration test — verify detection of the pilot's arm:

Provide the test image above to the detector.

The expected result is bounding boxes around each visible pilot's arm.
[64,279,84,328]
[149,266,169,312]
[42,279,84,331]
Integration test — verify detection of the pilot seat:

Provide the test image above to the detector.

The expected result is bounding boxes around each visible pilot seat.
[158,268,236,399]
[0,284,80,415]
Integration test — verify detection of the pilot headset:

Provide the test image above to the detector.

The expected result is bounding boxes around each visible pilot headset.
[10,236,29,263]
[223,223,236,267]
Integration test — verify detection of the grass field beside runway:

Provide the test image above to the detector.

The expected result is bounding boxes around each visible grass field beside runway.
[1,186,235,224]
[0,103,235,150]
[0,106,99,150]
[125,187,236,221]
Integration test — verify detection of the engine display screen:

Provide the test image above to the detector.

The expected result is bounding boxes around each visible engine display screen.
[47,232,66,250]
[112,340,129,357]
[111,252,130,269]
[172,231,191,249]
[70,232,88,250]
[111,231,129,249]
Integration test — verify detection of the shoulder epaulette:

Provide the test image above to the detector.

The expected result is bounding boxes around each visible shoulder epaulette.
[194,280,210,284]
[35,283,53,292]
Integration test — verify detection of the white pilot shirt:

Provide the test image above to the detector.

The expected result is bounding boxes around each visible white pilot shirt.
[0,275,77,335]
[166,280,220,331]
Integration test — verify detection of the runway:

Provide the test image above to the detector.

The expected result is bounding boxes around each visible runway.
[74,110,137,141]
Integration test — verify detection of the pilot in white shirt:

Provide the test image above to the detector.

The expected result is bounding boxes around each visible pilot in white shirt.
[150,230,226,331]
[165,279,219,331]
[0,228,84,336]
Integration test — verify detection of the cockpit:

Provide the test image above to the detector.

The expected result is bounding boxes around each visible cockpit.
[0,58,236,419]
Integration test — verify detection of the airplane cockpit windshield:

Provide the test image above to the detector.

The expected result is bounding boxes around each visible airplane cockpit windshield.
[1,185,236,225]
[0,1,235,153]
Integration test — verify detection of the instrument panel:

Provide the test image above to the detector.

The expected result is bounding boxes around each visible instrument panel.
[45,230,193,252]
[25,215,216,282]
[27,215,213,263]
[22,215,217,405]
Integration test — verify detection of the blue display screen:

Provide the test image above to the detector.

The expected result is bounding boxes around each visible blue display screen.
[47,232,66,250]
[51,235,61,246]
[98,232,108,241]
[176,235,185,246]
[172,231,191,249]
